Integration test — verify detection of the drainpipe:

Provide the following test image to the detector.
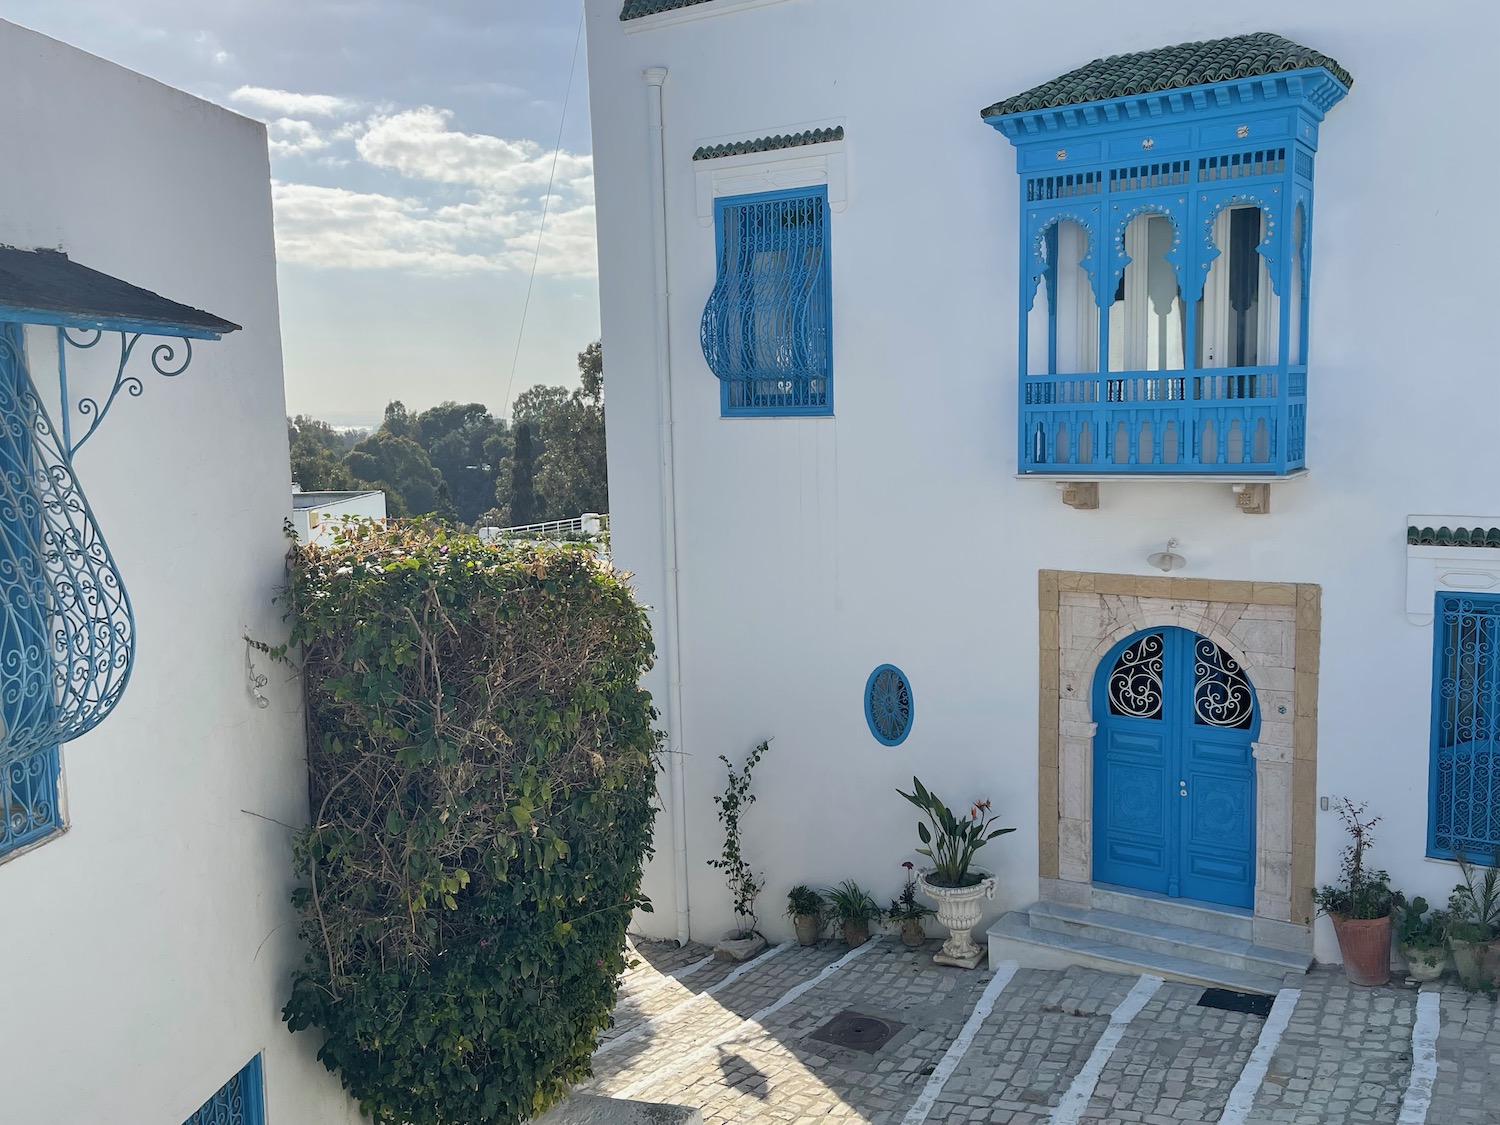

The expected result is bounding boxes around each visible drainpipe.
[644,66,691,947]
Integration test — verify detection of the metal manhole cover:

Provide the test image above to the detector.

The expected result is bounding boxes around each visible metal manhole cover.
[809,1010,904,1054]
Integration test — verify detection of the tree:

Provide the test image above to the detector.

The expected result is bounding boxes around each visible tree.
[504,421,540,526]
[345,429,456,520]
[411,402,507,525]
[289,415,360,492]
[533,343,607,520]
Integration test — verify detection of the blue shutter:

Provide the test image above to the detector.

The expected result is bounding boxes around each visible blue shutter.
[1430,593,1500,857]
[0,322,133,772]
[701,187,832,416]
[184,1056,266,1125]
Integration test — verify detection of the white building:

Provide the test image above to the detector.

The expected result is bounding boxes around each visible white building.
[585,0,1500,983]
[0,21,362,1124]
[291,487,388,547]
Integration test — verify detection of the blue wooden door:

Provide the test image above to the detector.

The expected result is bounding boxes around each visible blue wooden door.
[1092,628,1257,909]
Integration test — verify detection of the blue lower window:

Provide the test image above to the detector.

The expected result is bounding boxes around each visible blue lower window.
[1,748,62,856]
[1430,593,1500,858]
[184,1056,265,1125]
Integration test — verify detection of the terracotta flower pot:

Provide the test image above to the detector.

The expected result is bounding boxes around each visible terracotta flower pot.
[840,920,869,947]
[792,913,821,946]
[900,919,926,948]
[1330,913,1391,986]
[918,871,997,969]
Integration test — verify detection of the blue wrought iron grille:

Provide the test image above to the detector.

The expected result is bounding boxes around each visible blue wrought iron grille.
[0,322,133,770]
[184,1056,265,1125]
[701,187,831,417]
[1430,594,1500,858]
[2,747,62,855]
[865,664,913,746]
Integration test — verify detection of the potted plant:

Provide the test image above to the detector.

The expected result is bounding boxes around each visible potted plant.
[887,861,936,948]
[897,776,1015,969]
[825,881,881,947]
[786,884,825,947]
[1447,850,1500,990]
[1313,798,1401,986]
[709,741,770,961]
[1395,896,1449,983]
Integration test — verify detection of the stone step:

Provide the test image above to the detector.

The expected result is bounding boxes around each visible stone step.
[986,909,1295,996]
[1090,884,1256,942]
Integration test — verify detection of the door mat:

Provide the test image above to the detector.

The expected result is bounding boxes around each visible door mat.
[1197,987,1274,1017]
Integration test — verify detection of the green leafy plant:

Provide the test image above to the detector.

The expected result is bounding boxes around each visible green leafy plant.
[1313,798,1400,920]
[887,862,936,923]
[824,881,881,925]
[786,884,825,919]
[708,739,770,938]
[278,524,659,1125]
[896,776,1015,888]
[1448,850,1500,942]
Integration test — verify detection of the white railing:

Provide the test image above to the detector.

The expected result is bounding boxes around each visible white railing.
[477,513,608,542]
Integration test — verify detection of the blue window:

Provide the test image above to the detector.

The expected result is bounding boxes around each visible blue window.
[865,664,913,746]
[982,34,1352,475]
[1430,594,1500,858]
[184,1056,265,1125]
[701,186,832,417]
[0,323,62,857]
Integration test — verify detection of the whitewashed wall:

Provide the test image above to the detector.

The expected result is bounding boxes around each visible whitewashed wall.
[292,491,389,547]
[585,0,1500,963]
[0,21,362,1124]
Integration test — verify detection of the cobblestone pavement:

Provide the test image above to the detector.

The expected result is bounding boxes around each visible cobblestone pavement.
[589,938,1500,1124]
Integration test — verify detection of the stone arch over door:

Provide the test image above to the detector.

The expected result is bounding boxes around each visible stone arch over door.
[1037,571,1319,953]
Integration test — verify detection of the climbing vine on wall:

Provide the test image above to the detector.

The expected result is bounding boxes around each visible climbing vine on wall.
[279,523,659,1125]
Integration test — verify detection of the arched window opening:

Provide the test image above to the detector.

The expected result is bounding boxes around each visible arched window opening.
[1028,220,1097,376]
[1109,214,1185,376]
[1198,205,1280,369]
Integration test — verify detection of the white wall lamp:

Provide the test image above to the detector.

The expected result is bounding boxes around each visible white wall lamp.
[1147,538,1186,573]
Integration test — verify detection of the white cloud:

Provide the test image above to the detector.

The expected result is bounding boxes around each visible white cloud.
[267,102,596,280]
[231,86,359,119]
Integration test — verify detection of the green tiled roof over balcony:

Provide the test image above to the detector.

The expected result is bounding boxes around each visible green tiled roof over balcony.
[981,33,1352,119]
[621,0,714,19]
[1408,526,1500,549]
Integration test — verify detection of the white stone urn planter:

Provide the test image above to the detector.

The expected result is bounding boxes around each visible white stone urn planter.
[917,871,996,969]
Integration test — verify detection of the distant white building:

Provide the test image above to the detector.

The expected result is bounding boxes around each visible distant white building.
[586,0,1500,986]
[291,486,388,547]
[0,20,362,1124]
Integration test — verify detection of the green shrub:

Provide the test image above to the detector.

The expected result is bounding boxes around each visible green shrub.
[279,523,659,1124]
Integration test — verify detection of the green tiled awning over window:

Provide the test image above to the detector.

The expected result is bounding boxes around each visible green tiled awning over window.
[621,0,714,19]
[981,32,1353,119]
[1409,526,1500,549]
[694,127,843,161]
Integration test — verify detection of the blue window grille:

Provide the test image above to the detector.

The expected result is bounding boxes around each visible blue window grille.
[701,186,832,417]
[865,664,913,746]
[982,36,1351,475]
[184,1056,265,1125]
[0,322,132,774]
[1430,593,1500,858]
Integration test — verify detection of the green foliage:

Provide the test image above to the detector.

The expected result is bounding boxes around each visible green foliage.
[707,739,769,936]
[289,414,365,492]
[345,429,457,520]
[823,881,881,925]
[887,863,936,923]
[1449,850,1500,942]
[1314,798,1400,921]
[1396,896,1449,955]
[897,776,1015,888]
[785,884,825,919]
[280,523,659,1125]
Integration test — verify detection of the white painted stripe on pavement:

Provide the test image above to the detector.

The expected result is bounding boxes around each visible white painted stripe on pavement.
[613,936,884,1099]
[619,952,717,1004]
[1049,974,1163,1125]
[595,941,793,1057]
[1219,987,1301,1125]
[1398,990,1442,1125]
[899,960,1020,1125]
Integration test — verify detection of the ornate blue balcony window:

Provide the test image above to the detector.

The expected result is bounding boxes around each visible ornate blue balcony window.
[1429,593,1500,859]
[183,1056,266,1125]
[0,248,237,814]
[982,34,1351,477]
[701,186,832,417]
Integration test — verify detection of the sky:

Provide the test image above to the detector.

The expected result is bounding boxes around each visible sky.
[6,0,597,429]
